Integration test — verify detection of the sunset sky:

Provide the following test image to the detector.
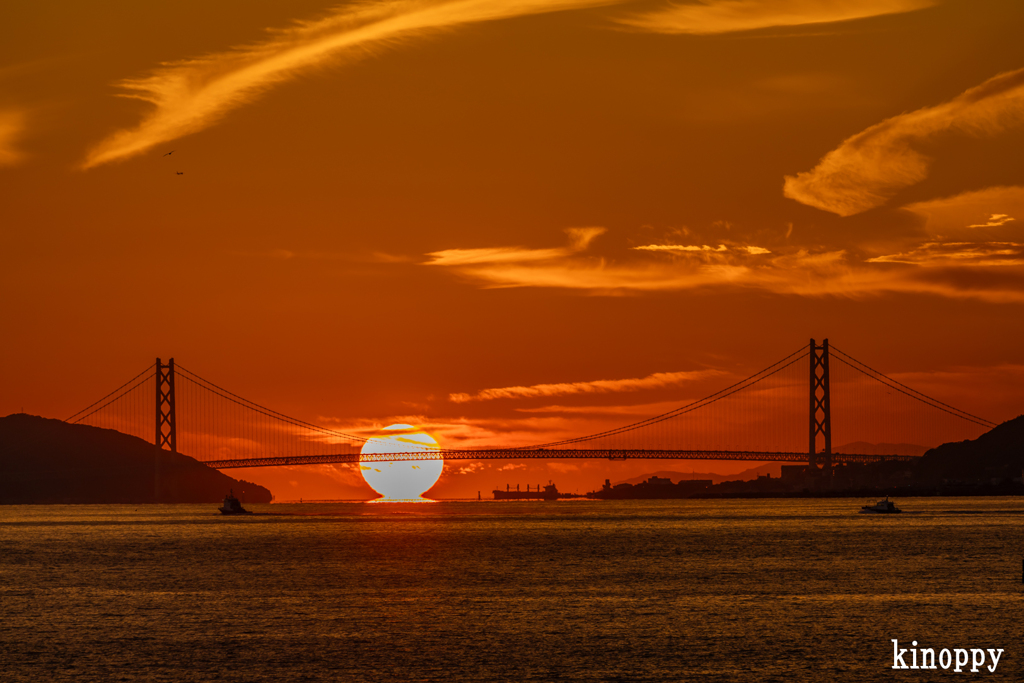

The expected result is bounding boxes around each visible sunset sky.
[3,0,1024,499]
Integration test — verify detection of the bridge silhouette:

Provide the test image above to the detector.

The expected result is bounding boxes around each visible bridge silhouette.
[65,340,997,475]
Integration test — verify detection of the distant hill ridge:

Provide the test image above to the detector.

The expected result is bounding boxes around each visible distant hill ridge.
[613,464,781,486]
[0,414,272,504]
[612,426,1022,487]
[611,442,927,485]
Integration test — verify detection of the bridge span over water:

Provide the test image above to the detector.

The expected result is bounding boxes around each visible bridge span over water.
[66,339,995,473]
[203,449,918,469]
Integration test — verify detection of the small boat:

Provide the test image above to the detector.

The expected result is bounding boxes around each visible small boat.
[219,489,252,515]
[860,497,901,514]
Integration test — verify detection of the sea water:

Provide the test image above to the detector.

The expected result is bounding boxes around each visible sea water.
[1,498,1021,681]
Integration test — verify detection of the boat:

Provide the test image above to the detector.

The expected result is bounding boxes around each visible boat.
[219,489,252,515]
[860,497,901,514]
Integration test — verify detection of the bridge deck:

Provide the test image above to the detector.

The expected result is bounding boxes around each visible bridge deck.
[203,449,918,469]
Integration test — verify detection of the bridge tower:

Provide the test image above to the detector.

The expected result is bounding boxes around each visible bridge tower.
[809,339,831,475]
[155,358,177,453]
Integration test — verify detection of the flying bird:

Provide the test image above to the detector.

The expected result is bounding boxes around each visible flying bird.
[163,150,175,157]
[176,171,184,175]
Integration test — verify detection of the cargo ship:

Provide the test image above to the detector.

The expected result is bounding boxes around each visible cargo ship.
[493,482,560,501]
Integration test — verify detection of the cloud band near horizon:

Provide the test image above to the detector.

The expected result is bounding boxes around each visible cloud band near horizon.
[449,368,727,402]
[421,220,1024,303]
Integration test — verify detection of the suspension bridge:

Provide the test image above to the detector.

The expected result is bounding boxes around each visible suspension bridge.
[63,340,997,475]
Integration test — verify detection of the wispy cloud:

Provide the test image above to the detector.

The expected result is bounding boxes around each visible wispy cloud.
[632,243,771,255]
[867,242,1024,267]
[425,227,1024,303]
[784,68,1024,216]
[514,401,686,415]
[902,186,1024,234]
[449,369,725,403]
[82,0,616,169]
[0,109,27,167]
[426,227,840,293]
[426,229,792,292]
[318,412,606,450]
[970,214,1015,228]
[427,227,604,265]
[633,243,728,252]
[620,0,936,34]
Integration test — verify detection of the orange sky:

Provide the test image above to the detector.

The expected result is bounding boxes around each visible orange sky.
[3,0,1024,499]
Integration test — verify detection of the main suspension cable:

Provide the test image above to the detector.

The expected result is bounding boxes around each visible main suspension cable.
[520,345,809,449]
[65,362,154,423]
[175,364,368,444]
[830,346,996,428]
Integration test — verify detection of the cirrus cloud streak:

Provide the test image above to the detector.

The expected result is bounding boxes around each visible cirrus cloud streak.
[867,242,1024,267]
[449,368,726,403]
[902,186,1024,234]
[423,227,1024,303]
[428,227,605,266]
[83,0,617,169]
[784,67,1024,216]
[620,0,936,35]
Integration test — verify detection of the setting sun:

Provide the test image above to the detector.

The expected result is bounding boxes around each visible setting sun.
[359,424,443,501]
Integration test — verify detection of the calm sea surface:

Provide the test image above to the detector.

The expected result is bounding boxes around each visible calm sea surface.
[1,498,1021,682]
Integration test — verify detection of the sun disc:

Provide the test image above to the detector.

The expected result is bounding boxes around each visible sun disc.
[359,424,443,501]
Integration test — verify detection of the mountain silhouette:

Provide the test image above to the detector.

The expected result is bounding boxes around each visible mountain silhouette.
[915,414,1024,484]
[0,414,272,504]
